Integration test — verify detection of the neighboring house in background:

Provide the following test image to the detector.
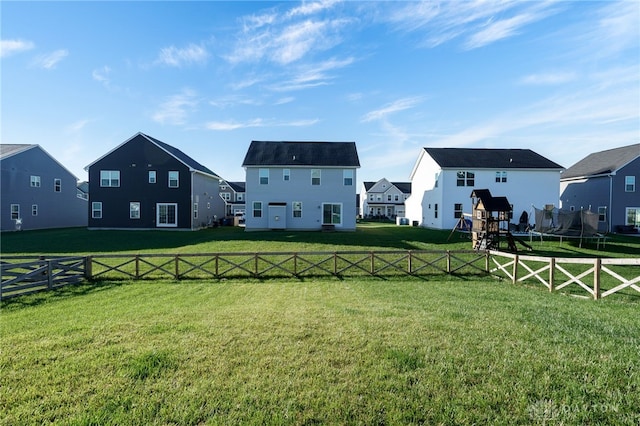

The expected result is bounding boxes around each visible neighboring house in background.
[219,180,246,218]
[1,144,87,231]
[360,179,411,219]
[560,143,640,233]
[85,132,225,230]
[405,147,564,230]
[242,141,360,231]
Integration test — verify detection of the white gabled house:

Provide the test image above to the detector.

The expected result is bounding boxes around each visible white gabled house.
[360,178,411,219]
[242,141,360,231]
[405,147,564,230]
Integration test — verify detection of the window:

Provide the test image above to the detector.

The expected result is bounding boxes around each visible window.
[92,202,102,219]
[456,171,474,187]
[157,203,178,227]
[11,204,20,220]
[395,195,399,201]
[283,169,290,181]
[253,201,262,218]
[221,192,231,201]
[30,175,41,187]
[100,170,120,187]
[495,171,507,183]
[149,171,156,184]
[369,194,374,201]
[129,202,140,219]
[598,206,607,222]
[237,193,244,201]
[193,203,198,219]
[376,195,382,201]
[343,170,353,186]
[387,195,392,201]
[311,169,321,186]
[322,203,341,225]
[626,208,640,226]
[434,204,438,219]
[168,171,179,188]
[293,201,302,218]
[32,204,38,216]
[54,178,61,192]
[625,176,636,192]
[454,203,463,219]
[259,169,269,185]
[434,173,439,188]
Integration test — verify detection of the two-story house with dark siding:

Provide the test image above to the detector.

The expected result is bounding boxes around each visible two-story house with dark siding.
[242,141,360,231]
[1,144,87,231]
[85,132,225,230]
[560,143,640,233]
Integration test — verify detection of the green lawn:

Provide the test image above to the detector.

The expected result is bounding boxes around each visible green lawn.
[1,224,639,424]
[2,278,638,425]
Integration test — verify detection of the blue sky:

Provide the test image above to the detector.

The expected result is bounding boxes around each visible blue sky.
[2,1,639,186]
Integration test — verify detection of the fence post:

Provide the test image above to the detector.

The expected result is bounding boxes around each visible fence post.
[593,258,601,300]
[334,253,338,275]
[370,252,375,275]
[175,255,180,280]
[485,251,490,273]
[549,257,555,292]
[85,256,92,280]
[47,260,53,290]
[294,253,298,276]
[215,254,219,277]
[408,251,412,274]
[254,253,259,278]
[446,251,451,274]
[512,254,519,285]
[135,255,140,279]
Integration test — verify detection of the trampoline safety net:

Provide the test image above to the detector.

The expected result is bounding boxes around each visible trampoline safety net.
[533,207,599,237]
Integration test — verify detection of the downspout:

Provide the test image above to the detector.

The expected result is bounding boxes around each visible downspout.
[608,174,613,233]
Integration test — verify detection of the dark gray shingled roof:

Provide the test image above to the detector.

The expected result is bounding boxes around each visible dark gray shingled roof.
[424,148,563,169]
[242,141,360,167]
[363,181,411,193]
[561,143,640,179]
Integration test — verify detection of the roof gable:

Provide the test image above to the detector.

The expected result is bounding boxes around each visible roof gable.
[85,132,219,178]
[1,144,79,180]
[561,143,640,179]
[242,141,360,167]
[423,147,563,170]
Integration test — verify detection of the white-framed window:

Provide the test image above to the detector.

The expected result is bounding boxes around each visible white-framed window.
[343,169,353,186]
[168,171,179,188]
[11,204,20,220]
[130,202,140,219]
[456,171,474,187]
[569,206,575,211]
[92,202,102,219]
[311,169,321,186]
[237,193,244,201]
[434,203,438,219]
[100,170,120,187]
[625,176,636,192]
[54,178,61,192]
[259,169,269,185]
[322,203,342,225]
[598,206,607,222]
[193,203,198,219]
[395,195,399,201]
[149,171,156,184]
[454,203,463,218]
[293,201,302,218]
[376,194,382,201]
[157,203,178,227]
[495,171,507,183]
[283,169,290,181]
[434,173,439,188]
[253,201,262,218]
[220,192,231,201]
[32,204,38,216]
[30,175,41,187]
[369,194,374,201]
[387,194,392,201]
[626,207,640,226]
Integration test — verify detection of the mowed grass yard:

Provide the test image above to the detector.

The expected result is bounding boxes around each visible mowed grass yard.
[1,224,639,424]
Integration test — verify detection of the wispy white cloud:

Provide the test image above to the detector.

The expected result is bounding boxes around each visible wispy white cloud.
[386,1,561,50]
[65,119,91,133]
[205,117,318,131]
[31,49,68,69]
[209,94,262,109]
[156,43,208,67]
[519,71,577,85]
[269,56,355,91]
[152,89,199,125]
[1,39,35,57]
[227,2,350,65]
[274,96,295,105]
[361,96,425,123]
[92,65,112,88]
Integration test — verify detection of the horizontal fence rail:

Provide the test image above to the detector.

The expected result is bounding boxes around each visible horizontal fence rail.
[489,251,640,300]
[2,251,639,301]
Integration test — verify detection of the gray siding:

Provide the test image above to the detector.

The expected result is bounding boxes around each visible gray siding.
[612,157,640,230]
[192,172,224,228]
[245,166,357,231]
[1,147,87,231]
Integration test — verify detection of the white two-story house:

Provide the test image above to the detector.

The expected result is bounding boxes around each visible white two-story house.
[242,141,360,231]
[360,178,411,219]
[405,147,564,230]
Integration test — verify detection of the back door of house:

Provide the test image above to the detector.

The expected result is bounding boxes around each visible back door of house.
[268,203,286,229]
